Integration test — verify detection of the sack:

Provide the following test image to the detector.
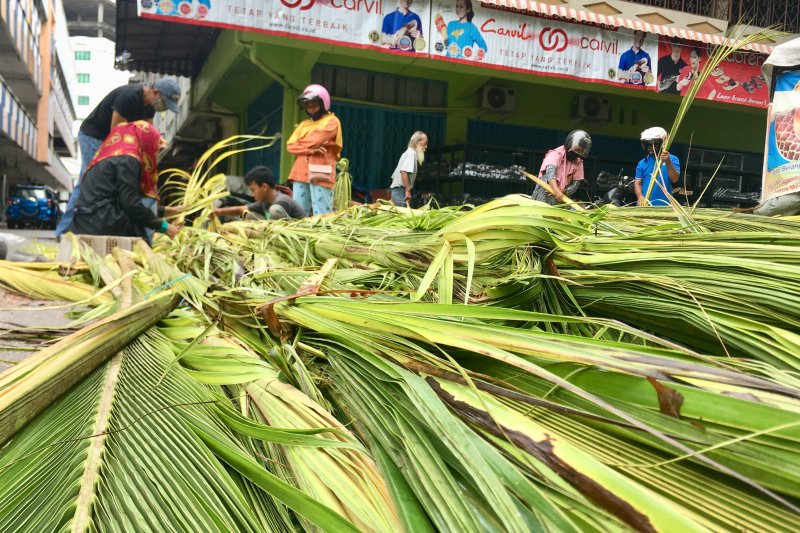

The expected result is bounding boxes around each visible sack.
[308,163,334,185]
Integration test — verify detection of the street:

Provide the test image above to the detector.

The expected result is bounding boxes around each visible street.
[0,227,58,245]
[0,227,70,371]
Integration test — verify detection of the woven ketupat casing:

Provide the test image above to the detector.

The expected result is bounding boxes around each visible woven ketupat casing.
[56,235,142,262]
[775,108,800,161]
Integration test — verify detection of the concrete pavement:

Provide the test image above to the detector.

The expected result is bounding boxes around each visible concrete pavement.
[0,227,69,372]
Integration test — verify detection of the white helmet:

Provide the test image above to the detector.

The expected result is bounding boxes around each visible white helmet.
[641,126,667,154]
[640,126,667,142]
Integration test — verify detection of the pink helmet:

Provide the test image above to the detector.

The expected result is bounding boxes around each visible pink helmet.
[298,84,331,112]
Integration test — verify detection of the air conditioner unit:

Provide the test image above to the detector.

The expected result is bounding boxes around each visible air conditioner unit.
[575,95,610,121]
[481,85,516,112]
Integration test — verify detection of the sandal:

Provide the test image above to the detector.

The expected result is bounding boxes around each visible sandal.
[716,75,730,84]
[742,82,754,93]
[711,67,724,77]
[722,79,739,91]
[750,76,763,89]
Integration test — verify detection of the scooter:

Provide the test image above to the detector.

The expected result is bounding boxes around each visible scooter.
[594,170,636,206]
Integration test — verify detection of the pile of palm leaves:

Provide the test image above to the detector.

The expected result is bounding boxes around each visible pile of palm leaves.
[1,27,797,530]
[0,195,799,531]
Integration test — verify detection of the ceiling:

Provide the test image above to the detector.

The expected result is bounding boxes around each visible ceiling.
[115,0,220,78]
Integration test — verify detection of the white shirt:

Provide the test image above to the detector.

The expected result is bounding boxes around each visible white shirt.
[390,147,418,189]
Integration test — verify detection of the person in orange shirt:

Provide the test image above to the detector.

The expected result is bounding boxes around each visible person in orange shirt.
[287,84,343,215]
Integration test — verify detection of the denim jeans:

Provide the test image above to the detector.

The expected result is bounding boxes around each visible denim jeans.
[390,186,408,206]
[141,197,158,243]
[55,131,104,236]
[292,181,333,216]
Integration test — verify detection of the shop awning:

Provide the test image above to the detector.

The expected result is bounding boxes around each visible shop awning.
[115,0,220,78]
[480,0,774,55]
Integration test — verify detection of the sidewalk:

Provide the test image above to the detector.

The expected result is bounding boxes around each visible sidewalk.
[0,287,73,373]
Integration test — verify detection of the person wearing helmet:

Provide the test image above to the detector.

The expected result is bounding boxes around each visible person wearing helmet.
[634,127,680,206]
[287,84,343,215]
[531,130,591,205]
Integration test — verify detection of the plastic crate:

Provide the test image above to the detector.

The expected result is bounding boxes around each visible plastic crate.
[57,234,143,262]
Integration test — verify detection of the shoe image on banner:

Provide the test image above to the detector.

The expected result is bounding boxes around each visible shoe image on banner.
[722,79,739,91]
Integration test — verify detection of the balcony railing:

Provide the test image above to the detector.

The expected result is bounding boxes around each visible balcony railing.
[0,79,37,159]
[729,0,800,35]
[625,0,800,34]
[50,58,76,157]
[47,147,74,191]
[622,0,728,19]
[0,0,43,95]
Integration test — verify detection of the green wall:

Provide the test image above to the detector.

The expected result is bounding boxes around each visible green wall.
[194,29,768,179]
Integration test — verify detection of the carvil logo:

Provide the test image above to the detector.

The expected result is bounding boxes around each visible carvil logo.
[480,18,534,41]
[280,0,314,10]
[279,0,383,13]
[539,28,568,52]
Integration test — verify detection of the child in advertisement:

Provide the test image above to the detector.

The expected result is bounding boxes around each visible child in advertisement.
[617,30,652,86]
[657,37,687,94]
[677,47,708,97]
[433,0,487,60]
[381,0,425,52]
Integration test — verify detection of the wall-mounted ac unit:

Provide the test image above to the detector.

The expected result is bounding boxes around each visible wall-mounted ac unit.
[481,85,516,112]
[575,95,610,121]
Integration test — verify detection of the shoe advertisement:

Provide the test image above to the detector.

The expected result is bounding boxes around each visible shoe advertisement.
[656,37,768,107]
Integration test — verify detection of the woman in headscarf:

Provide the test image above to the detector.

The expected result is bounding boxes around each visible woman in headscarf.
[287,84,342,216]
[69,120,179,240]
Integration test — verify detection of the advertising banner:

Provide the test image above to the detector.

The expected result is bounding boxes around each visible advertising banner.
[138,0,660,89]
[138,0,767,106]
[429,1,658,89]
[764,71,800,200]
[655,37,768,107]
[139,0,414,49]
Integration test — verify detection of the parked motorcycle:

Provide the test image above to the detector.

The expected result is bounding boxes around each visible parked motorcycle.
[594,170,636,206]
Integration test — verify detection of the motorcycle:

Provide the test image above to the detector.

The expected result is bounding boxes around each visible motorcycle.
[594,170,636,206]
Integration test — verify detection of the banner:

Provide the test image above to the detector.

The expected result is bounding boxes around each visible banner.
[139,0,661,89]
[655,37,768,107]
[764,71,800,200]
[429,1,658,89]
[140,0,402,46]
[139,0,765,105]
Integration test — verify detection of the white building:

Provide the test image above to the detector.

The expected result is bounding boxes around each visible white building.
[70,36,130,122]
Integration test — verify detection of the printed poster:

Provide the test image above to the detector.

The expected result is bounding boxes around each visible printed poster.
[139,0,434,55]
[656,37,768,107]
[764,71,800,200]
[138,0,660,88]
[139,0,767,106]
[429,0,658,89]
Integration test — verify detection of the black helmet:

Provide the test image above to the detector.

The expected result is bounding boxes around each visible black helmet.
[565,130,592,159]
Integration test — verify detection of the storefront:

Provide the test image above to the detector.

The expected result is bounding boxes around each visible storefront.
[131,0,774,206]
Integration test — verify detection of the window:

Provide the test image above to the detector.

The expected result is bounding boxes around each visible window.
[78,96,90,105]
[74,51,91,61]
[13,187,46,200]
[312,65,446,108]
[77,73,90,83]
